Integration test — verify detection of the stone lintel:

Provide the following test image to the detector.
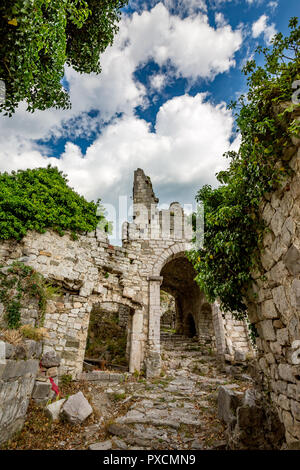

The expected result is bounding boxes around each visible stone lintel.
[147,276,163,282]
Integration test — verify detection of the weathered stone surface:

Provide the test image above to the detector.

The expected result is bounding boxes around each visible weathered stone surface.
[283,244,300,275]
[41,351,61,368]
[227,388,285,450]
[278,364,297,384]
[217,386,243,426]
[89,440,112,450]
[0,341,39,445]
[111,436,128,450]
[261,299,278,319]
[107,423,132,438]
[257,320,276,342]
[45,398,66,422]
[61,391,93,424]
[234,350,246,363]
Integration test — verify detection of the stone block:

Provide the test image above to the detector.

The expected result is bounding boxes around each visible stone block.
[276,328,289,345]
[283,244,300,275]
[291,279,300,308]
[291,400,300,421]
[1,360,19,380]
[257,320,276,341]
[234,350,246,363]
[24,340,37,359]
[61,391,93,424]
[41,351,61,368]
[4,343,15,359]
[278,364,297,383]
[32,381,52,399]
[89,440,112,450]
[272,286,289,317]
[261,299,278,319]
[46,367,58,377]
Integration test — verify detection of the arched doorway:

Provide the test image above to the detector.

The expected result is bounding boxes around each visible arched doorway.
[84,301,131,371]
[185,313,197,338]
[160,254,202,339]
[146,247,212,377]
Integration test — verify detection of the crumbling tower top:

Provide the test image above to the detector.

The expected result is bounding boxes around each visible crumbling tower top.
[133,168,159,211]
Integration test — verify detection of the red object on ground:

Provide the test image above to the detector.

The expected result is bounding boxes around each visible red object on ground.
[49,377,60,396]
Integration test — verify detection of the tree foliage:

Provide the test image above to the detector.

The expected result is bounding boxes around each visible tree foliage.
[188,18,300,321]
[0,0,128,115]
[0,166,107,240]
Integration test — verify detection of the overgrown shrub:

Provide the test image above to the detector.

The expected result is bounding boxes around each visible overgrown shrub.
[188,19,300,329]
[0,166,108,241]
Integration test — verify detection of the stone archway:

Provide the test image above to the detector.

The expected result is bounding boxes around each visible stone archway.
[146,246,214,377]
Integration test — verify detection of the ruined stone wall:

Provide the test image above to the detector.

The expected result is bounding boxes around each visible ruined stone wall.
[247,143,300,446]
[0,339,40,445]
[0,168,253,380]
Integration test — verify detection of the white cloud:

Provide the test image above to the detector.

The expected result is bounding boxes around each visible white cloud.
[0,93,236,207]
[267,1,278,12]
[215,12,226,27]
[163,0,207,15]
[252,14,276,44]
[0,2,243,229]
[124,4,242,80]
[0,3,243,140]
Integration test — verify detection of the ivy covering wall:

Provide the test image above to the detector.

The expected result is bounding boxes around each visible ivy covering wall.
[188,19,300,336]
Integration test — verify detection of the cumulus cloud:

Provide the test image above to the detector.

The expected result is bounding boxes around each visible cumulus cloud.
[0,3,242,140]
[0,2,243,236]
[252,14,276,44]
[0,93,236,208]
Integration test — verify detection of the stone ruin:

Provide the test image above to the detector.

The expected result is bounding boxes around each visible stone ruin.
[1,161,299,446]
[0,168,252,380]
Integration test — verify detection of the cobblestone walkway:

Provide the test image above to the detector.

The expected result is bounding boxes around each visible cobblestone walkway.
[87,334,251,450]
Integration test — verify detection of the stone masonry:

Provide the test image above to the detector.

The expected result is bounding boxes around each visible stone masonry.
[0,339,40,444]
[246,106,300,446]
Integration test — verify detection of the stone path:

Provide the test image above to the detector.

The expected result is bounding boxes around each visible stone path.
[87,335,251,450]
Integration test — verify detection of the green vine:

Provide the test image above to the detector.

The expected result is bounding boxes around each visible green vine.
[0,261,58,329]
[188,18,300,328]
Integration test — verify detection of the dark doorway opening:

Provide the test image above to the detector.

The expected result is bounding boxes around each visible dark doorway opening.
[186,313,197,338]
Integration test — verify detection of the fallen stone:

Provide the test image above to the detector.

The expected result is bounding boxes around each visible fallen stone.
[217,386,243,426]
[89,440,112,450]
[61,391,93,424]
[46,398,66,422]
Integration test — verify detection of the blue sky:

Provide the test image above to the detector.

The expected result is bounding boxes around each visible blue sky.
[0,0,298,241]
